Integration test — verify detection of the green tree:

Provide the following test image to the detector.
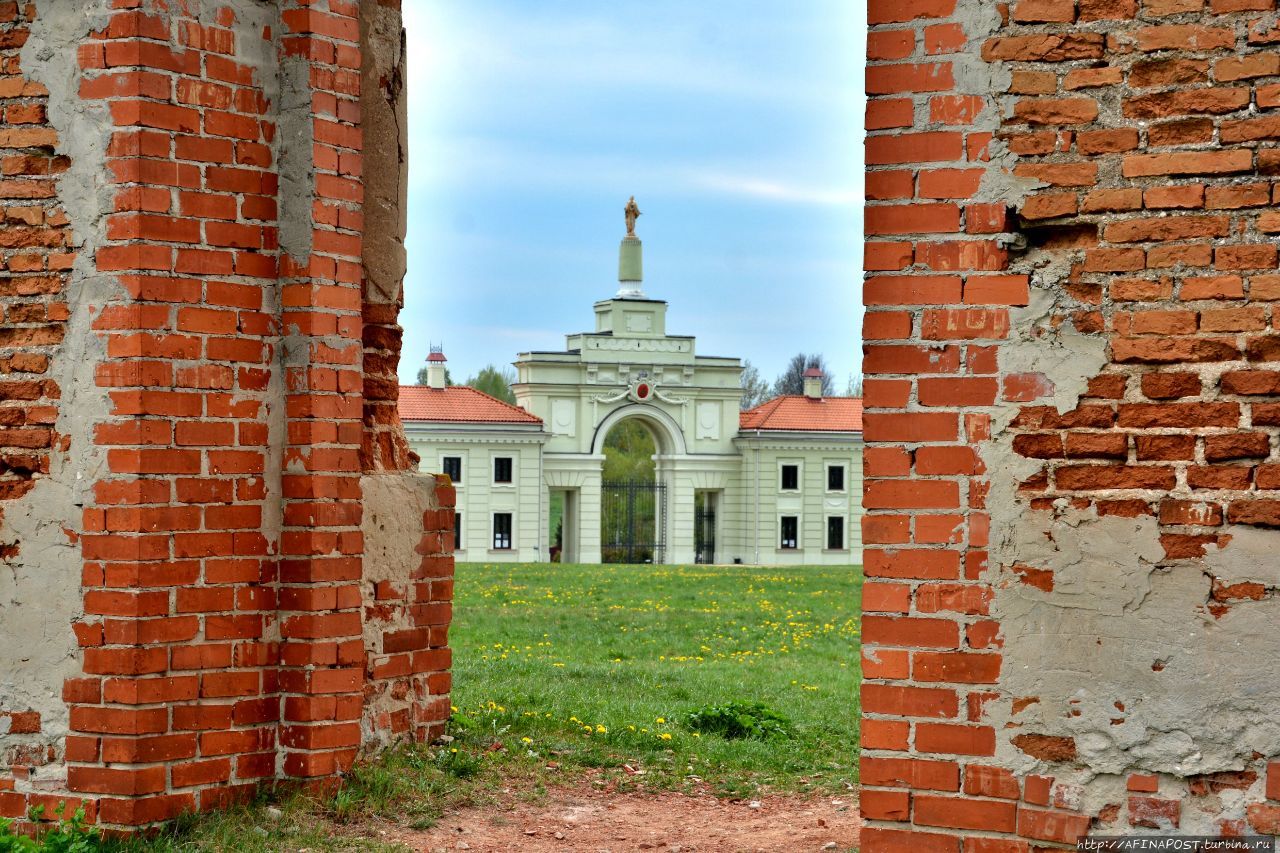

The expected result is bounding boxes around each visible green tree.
[846,374,863,397]
[464,364,516,403]
[415,364,453,386]
[602,420,656,482]
[772,353,834,397]
[739,359,772,410]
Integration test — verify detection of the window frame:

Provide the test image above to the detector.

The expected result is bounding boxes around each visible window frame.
[441,455,462,485]
[453,511,463,551]
[492,511,513,550]
[779,462,800,492]
[826,515,845,551]
[779,515,799,550]
[493,455,514,485]
[826,462,846,493]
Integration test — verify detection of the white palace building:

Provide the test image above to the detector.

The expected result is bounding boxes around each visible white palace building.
[398,219,863,566]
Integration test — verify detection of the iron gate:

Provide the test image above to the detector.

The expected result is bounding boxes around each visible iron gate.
[694,507,716,564]
[601,480,666,564]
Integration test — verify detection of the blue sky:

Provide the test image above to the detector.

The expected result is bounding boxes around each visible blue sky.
[398,1,865,390]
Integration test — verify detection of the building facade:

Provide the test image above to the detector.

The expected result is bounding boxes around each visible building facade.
[401,226,863,565]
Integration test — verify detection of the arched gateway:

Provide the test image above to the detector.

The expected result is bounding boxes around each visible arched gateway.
[400,211,863,565]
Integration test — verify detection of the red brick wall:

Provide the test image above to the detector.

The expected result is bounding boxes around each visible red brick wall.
[0,0,451,831]
[865,0,1280,844]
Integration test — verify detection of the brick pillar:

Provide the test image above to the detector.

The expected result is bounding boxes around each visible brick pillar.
[0,0,449,831]
[274,2,367,783]
[862,0,1018,835]
[72,2,285,825]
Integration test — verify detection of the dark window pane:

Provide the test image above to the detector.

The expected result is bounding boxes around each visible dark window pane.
[780,516,798,549]
[827,516,844,550]
[781,465,799,491]
[443,456,462,483]
[493,513,512,549]
[494,457,513,483]
[454,512,462,550]
[827,465,844,491]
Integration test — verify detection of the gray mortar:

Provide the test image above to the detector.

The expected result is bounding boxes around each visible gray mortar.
[1,0,114,786]
[277,55,315,265]
[952,0,1280,832]
[951,0,1047,208]
[359,472,440,749]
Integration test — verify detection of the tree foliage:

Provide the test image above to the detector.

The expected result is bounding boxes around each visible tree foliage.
[463,364,516,404]
[739,359,772,410]
[772,353,834,397]
[602,420,656,482]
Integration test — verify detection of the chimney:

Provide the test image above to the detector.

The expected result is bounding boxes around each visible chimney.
[803,367,824,400]
[426,345,448,389]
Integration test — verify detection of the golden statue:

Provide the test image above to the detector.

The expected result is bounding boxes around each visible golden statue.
[624,196,641,237]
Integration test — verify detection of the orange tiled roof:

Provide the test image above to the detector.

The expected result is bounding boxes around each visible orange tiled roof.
[398,385,543,425]
[738,396,863,433]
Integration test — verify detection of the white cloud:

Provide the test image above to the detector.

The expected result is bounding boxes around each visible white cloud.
[691,173,860,207]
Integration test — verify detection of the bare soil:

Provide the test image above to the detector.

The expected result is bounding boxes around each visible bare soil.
[382,783,861,853]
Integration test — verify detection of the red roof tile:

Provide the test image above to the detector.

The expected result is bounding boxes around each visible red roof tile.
[738,396,863,433]
[398,385,543,425]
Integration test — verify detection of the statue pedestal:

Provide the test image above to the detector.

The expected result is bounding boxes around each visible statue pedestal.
[616,236,644,298]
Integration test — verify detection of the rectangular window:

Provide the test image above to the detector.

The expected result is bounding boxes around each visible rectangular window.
[454,512,463,550]
[780,515,798,550]
[827,464,845,492]
[442,456,462,484]
[827,516,845,550]
[780,464,799,491]
[493,513,512,550]
[494,457,513,484]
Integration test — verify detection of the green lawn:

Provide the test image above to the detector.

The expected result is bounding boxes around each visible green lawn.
[449,561,862,796]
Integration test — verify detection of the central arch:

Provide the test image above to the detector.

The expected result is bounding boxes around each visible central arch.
[589,403,687,458]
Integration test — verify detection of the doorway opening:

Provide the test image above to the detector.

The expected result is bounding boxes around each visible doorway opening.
[694,490,719,564]
[548,488,579,563]
[600,419,666,563]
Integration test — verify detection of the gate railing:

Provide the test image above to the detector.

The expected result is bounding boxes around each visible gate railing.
[601,479,666,564]
[694,508,715,564]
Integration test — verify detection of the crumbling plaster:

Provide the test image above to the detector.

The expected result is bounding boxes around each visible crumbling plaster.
[937,0,1280,831]
[358,471,441,748]
[0,0,114,777]
[358,0,407,308]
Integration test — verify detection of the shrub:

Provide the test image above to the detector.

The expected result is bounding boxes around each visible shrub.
[683,701,794,741]
[0,805,103,853]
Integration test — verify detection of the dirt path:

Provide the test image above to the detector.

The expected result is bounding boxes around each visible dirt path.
[383,785,861,853]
